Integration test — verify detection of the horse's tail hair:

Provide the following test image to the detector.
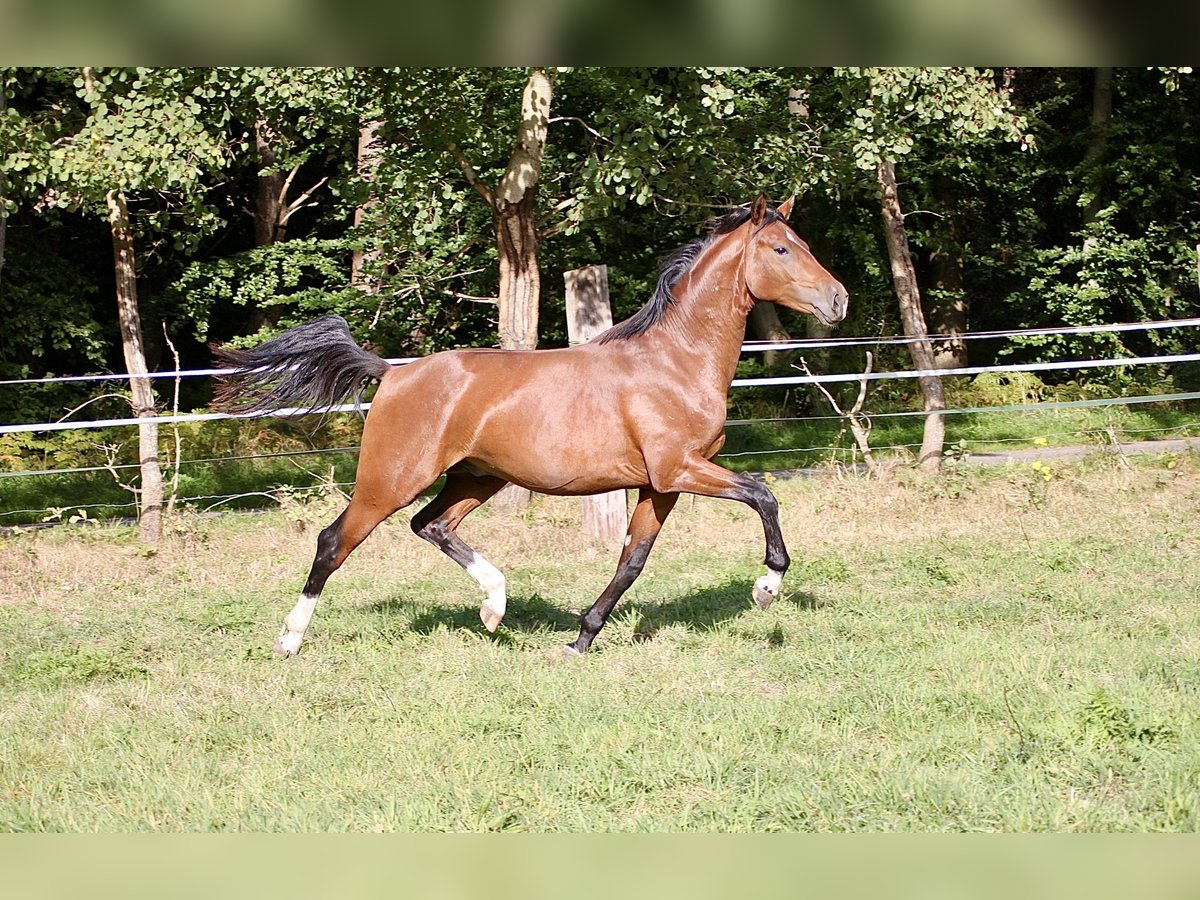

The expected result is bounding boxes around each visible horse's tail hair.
[212,315,392,416]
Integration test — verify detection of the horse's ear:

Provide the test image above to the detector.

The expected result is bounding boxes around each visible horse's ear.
[750,194,770,226]
[776,195,795,220]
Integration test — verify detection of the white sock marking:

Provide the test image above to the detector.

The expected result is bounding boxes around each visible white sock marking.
[284,592,319,634]
[466,552,506,620]
[276,592,319,655]
[755,569,784,595]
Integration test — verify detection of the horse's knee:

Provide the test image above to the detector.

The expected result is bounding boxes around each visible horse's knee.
[411,513,446,545]
[315,517,343,566]
[409,503,433,537]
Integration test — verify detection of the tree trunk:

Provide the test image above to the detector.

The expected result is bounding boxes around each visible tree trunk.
[254,121,286,247]
[878,159,945,473]
[928,245,968,369]
[106,190,163,542]
[493,69,551,352]
[747,303,792,367]
[926,175,968,369]
[1082,67,1113,227]
[494,191,541,352]
[245,121,288,336]
[474,68,552,513]
[351,118,384,295]
[1079,68,1115,311]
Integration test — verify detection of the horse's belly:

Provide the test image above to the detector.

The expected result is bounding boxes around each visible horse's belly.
[462,452,649,496]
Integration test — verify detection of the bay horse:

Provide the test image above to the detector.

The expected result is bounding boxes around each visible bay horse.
[215,195,847,657]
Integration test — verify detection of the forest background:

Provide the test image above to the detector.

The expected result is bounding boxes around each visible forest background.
[1,67,1198,527]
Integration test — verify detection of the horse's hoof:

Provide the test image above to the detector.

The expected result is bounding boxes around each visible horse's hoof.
[480,605,503,633]
[561,644,585,661]
[752,578,778,610]
[274,630,303,657]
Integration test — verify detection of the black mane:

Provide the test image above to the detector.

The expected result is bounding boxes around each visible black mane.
[597,205,783,344]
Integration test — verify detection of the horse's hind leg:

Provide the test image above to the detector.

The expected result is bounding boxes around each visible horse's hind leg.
[275,494,399,656]
[410,473,509,631]
[565,488,678,657]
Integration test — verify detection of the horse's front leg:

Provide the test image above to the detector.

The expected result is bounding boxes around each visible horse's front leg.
[654,455,790,610]
[565,488,679,657]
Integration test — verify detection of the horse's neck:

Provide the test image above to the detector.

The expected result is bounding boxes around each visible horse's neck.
[652,235,751,386]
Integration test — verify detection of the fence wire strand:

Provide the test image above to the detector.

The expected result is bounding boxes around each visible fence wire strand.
[4,317,1200,522]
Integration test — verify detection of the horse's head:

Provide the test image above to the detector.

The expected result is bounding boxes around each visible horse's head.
[742,195,848,326]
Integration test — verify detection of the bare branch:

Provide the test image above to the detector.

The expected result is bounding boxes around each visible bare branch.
[450,143,494,206]
[99,442,139,496]
[444,289,498,305]
[56,392,133,424]
[162,324,183,517]
[276,162,301,216]
[279,176,329,225]
[548,115,612,144]
[797,352,879,476]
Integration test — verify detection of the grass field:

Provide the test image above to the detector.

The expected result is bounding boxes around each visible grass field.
[2,453,1199,831]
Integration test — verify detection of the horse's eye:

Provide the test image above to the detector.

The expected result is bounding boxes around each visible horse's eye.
[774,246,789,255]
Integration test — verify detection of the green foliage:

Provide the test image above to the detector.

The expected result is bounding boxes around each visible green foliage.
[0,218,110,420]
[551,68,822,230]
[975,69,1200,365]
[827,67,1028,173]
[961,371,1047,406]
[171,238,355,343]
[2,67,1200,437]
[1003,213,1199,366]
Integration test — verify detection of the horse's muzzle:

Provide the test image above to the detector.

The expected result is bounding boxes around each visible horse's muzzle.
[815,284,849,325]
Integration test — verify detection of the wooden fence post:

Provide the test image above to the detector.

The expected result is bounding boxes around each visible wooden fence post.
[565,265,628,540]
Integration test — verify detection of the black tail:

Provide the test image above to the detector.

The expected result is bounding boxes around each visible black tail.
[213,316,392,415]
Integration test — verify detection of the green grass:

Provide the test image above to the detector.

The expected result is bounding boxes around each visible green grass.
[2,455,1199,830]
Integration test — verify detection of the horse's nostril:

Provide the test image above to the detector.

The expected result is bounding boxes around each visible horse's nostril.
[832,288,848,318]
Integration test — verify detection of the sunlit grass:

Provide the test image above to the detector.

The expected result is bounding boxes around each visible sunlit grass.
[2,456,1199,830]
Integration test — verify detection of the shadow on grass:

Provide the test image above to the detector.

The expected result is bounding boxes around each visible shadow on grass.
[367,592,579,638]
[366,577,825,646]
[625,578,823,644]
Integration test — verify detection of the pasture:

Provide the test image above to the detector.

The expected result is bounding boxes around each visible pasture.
[2,455,1199,831]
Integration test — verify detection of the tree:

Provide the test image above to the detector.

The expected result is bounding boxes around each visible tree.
[0,71,7,292]
[452,68,552,355]
[367,68,825,355]
[877,157,947,471]
[9,67,1200,494]
[985,68,1200,369]
[34,67,230,540]
[822,67,1028,471]
[105,185,163,540]
[350,116,384,296]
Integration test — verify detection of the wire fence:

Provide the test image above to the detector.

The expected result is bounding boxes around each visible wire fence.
[3,316,1199,524]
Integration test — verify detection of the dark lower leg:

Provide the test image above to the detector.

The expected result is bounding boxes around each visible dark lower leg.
[301,510,346,597]
[754,486,790,574]
[411,474,509,630]
[657,457,790,608]
[567,490,678,654]
[276,496,395,655]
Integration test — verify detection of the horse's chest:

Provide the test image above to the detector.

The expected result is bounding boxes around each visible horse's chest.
[650,391,727,440]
